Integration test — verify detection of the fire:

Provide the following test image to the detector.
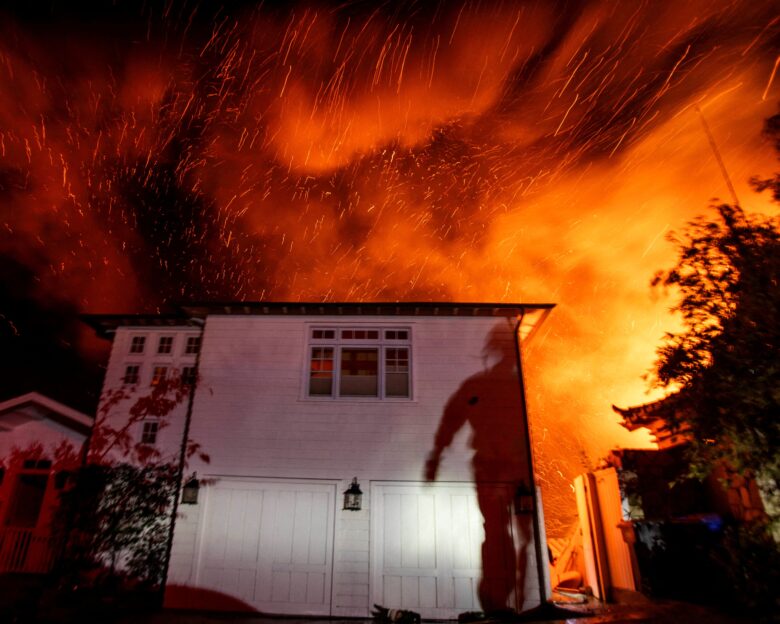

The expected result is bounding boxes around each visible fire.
[1,1,778,535]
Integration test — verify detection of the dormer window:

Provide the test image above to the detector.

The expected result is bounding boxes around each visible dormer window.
[307,327,411,399]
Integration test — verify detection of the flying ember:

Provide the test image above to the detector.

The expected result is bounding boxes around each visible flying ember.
[0,0,778,534]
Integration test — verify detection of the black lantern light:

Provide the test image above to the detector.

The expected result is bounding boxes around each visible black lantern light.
[514,481,535,515]
[343,477,363,511]
[182,473,200,505]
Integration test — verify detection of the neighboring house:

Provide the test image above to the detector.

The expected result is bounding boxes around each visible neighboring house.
[612,397,766,523]
[84,302,554,618]
[565,395,770,604]
[0,392,92,573]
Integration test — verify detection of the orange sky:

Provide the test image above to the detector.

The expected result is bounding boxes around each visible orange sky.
[1,0,778,534]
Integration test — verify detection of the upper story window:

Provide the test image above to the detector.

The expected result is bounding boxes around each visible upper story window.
[184,336,201,355]
[157,336,174,354]
[151,366,168,386]
[181,366,197,386]
[123,365,140,385]
[129,336,146,354]
[141,420,159,445]
[307,327,411,399]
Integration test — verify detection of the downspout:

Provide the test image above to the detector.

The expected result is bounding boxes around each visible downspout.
[159,316,205,604]
[513,311,549,608]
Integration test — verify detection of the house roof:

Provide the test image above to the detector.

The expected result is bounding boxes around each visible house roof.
[83,301,556,342]
[0,392,93,436]
[612,393,682,430]
[612,393,690,448]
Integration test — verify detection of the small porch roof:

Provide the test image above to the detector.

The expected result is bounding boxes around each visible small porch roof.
[0,392,93,436]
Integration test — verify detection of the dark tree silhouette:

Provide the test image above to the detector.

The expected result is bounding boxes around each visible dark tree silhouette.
[651,110,780,523]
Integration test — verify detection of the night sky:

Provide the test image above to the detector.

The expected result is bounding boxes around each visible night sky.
[1,0,779,531]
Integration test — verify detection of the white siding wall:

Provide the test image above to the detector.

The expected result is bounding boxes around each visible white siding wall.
[99,327,201,464]
[0,420,86,460]
[163,314,538,616]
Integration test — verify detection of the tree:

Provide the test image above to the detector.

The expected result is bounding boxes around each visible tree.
[51,371,208,596]
[651,113,780,521]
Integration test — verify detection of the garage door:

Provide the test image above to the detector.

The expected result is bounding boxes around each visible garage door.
[197,479,335,615]
[371,482,515,619]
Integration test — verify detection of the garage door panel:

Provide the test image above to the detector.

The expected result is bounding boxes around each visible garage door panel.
[372,482,513,619]
[384,575,401,606]
[308,491,329,564]
[383,495,402,568]
[401,495,420,568]
[198,479,335,615]
[291,493,312,564]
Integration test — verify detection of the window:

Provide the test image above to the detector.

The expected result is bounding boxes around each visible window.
[309,347,334,395]
[181,366,197,386]
[307,327,411,399]
[385,347,410,397]
[151,366,167,386]
[22,459,51,470]
[157,335,174,354]
[185,335,201,355]
[129,336,146,354]
[123,365,140,385]
[141,420,159,445]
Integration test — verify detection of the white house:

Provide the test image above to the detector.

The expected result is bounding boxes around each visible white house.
[85,302,554,619]
[0,392,92,573]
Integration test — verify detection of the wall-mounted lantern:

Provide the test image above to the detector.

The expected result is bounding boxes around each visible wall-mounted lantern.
[182,473,200,505]
[514,482,535,515]
[343,477,363,511]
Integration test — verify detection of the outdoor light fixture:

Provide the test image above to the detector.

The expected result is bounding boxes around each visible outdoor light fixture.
[343,477,363,511]
[182,473,200,505]
[514,482,535,515]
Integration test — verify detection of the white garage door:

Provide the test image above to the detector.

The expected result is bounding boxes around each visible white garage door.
[371,482,515,620]
[196,479,335,615]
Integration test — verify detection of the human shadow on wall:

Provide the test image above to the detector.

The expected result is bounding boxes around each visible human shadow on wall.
[425,320,534,614]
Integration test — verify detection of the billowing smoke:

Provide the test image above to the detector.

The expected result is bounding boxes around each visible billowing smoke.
[1,0,778,534]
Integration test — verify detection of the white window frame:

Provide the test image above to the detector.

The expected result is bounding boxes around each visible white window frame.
[157,335,175,355]
[181,365,197,386]
[129,335,146,354]
[304,326,412,400]
[123,364,141,385]
[183,335,201,355]
[150,365,168,386]
[140,419,159,445]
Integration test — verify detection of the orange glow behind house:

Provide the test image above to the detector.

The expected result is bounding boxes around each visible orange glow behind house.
[1,1,778,534]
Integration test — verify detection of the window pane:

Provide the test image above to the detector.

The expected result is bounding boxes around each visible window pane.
[142,421,159,445]
[386,373,409,397]
[340,348,378,396]
[385,347,410,397]
[151,366,167,385]
[185,336,201,354]
[310,347,334,395]
[124,365,139,384]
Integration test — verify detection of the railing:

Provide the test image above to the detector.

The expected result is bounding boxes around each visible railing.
[0,527,55,574]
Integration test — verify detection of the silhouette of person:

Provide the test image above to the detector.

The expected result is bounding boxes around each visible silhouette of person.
[425,321,533,614]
